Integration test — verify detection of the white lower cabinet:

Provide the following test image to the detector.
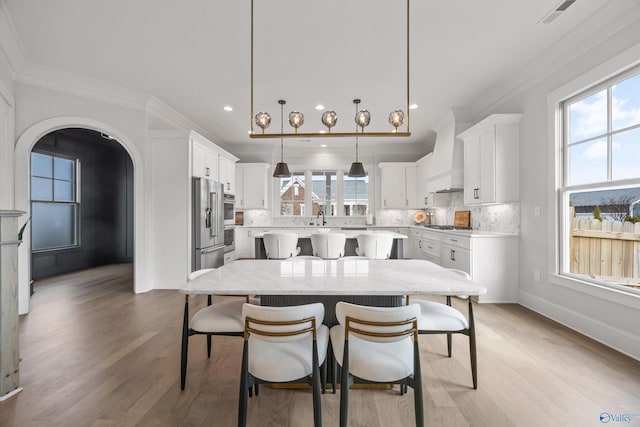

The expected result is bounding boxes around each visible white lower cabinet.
[235,228,251,259]
[410,228,518,303]
[411,229,440,264]
[440,236,471,274]
[224,250,237,264]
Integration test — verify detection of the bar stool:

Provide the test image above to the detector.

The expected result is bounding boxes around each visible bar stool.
[355,233,394,259]
[263,232,301,259]
[310,232,347,259]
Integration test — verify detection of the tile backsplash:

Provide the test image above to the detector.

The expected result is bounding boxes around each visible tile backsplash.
[240,191,519,234]
[425,191,520,234]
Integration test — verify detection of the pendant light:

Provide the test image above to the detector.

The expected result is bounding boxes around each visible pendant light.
[273,100,291,177]
[348,99,366,177]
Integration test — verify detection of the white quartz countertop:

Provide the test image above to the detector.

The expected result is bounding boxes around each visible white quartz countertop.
[407,225,518,238]
[250,230,408,239]
[236,224,516,238]
[182,258,486,297]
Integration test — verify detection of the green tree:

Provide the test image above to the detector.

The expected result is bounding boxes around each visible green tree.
[593,205,603,221]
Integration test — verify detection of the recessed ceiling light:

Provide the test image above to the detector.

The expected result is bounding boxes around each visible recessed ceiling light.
[247,130,252,134]
[319,130,326,134]
[224,106,233,112]
[409,104,418,110]
[321,144,327,148]
[315,104,325,110]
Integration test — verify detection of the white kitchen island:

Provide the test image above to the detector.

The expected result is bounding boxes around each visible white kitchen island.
[181,258,486,326]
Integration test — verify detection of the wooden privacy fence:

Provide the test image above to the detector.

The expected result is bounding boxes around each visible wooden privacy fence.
[570,217,640,282]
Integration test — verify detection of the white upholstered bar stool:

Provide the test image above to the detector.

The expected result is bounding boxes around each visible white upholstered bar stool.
[180,269,259,391]
[354,233,394,259]
[330,302,424,427]
[238,303,329,427]
[409,269,477,389]
[310,232,347,259]
[263,232,301,259]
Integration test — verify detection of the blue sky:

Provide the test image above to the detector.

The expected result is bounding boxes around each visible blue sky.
[568,71,640,186]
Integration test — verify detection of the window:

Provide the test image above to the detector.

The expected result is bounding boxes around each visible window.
[343,173,368,216]
[560,67,640,292]
[278,172,305,216]
[312,171,337,216]
[31,152,79,251]
[277,169,369,217]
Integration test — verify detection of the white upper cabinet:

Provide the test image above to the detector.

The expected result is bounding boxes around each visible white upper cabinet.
[379,162,417,209]
[192,137,219,180]
[236,163,270,209]
[219,156,236,194]
[416,153,434,208]
[458,114,522,205]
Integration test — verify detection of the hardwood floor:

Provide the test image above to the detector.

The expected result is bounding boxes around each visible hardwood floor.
[1,263,638,426]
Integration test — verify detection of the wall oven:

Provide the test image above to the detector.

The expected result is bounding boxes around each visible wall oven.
[223,193,236,226]
[223,226,235,253]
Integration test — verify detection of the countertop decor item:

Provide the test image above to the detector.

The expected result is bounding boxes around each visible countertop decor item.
[413,211,426,224]
[454,210,471,227]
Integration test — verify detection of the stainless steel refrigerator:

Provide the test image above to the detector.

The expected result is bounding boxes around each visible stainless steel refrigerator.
[192,177,225,271]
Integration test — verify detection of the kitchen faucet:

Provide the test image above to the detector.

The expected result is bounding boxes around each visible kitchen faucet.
[317,210,327,226]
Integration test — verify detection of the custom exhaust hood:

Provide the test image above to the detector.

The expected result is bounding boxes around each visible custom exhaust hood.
[427,109,472,193]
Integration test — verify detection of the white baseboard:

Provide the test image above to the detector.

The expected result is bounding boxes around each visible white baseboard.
[519,290,640,361]
[0,387,22,401]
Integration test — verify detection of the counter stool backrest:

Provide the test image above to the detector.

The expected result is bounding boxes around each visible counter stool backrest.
[263,232,301,259]
[310,233,347,259]
[355,233,394,259]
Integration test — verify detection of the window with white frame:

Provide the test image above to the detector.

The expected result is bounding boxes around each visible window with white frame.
[277,169,369,217]
[278,172,305,216]
[343,173,368,216]
[560,66,640,292]
[30,152,80,251]
[312,171,337,216]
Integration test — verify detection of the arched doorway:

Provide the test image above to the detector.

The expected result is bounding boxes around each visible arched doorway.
[15,117,147,314]
[30,128,133,280]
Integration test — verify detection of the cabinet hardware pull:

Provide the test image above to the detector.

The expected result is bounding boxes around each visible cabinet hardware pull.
[450,249,455,261]
[205,167,210,176]
[450,239,457,243]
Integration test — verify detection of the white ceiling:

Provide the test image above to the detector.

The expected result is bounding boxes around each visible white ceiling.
[0,0,621,154]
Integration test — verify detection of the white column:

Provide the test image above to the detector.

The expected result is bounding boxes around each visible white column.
[0,210,24,400]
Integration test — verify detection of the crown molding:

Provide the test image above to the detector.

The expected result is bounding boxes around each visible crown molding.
[12,63,222,144]
[145,97,218,142]
[0,77,12,107]
[0,2,27,74]
[14,62,149,110]
[471,0,640,119]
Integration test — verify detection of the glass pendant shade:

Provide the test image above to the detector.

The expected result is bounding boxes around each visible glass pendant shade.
[355,110,371,128]
[255,112,271,132]
[348,162,366,177]
[321,110,338,131]
[288,111,304,131]
[273,162,291,177]
[389,109,405,129]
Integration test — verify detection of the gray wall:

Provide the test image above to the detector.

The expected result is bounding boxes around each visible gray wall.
[31,128,134,279]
